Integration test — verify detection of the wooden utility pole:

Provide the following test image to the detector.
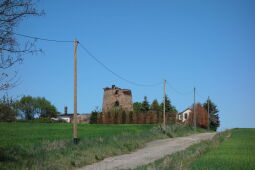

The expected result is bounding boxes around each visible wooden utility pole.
[73,39,78,144]
[207,96,210,130]
[193,87,196,130]
[163,79,166,129]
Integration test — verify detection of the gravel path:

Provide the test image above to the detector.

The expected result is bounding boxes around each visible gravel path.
[77,132,217,170]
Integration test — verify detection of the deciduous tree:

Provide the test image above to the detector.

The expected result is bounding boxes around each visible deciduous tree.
[187,103,209,128]
[17,96,59,120]
[0,94,17,122]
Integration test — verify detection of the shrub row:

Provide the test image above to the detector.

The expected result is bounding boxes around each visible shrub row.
[91,110,176,124]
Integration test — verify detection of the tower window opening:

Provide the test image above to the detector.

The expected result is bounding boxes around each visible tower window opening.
[115,101,119,106]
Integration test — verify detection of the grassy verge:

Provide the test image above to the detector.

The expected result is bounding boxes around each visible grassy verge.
[135,130,230,170]
[189,128,255,170]
[0,123,207,170]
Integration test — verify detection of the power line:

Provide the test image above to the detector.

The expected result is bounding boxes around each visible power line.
[166,81,192,95]
[13,32,161,86]
[78,42,162,87]
[196,90,207,101]
[14,33,73,43]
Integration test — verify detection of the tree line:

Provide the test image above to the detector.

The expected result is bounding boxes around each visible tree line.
[133,96,177,113]
[90,96,220,131]
[0,95,59,122]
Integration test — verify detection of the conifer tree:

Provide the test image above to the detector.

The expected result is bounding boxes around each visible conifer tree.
[141,96,150,113]
[203,99,220,131]
[150,99,160,111]
[160,95,177,113]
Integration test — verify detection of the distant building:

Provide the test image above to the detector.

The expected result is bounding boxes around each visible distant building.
[102,85,133,113]
[52,114,72,123]
[177,108,192,123]
[51,106,91,123]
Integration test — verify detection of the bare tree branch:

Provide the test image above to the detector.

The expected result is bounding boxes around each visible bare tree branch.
[0,0,43,91]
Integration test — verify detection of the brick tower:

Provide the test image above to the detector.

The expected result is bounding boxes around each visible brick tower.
[102,85,133,113]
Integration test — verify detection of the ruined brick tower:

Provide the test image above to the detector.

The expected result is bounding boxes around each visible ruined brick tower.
[102,85,133,113]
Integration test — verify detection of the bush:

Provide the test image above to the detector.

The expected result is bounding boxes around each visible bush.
[122,111,126,124]
[89,111,99,124]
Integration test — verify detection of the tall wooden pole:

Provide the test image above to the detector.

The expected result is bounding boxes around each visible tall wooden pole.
[73,39,78,144]
[193,87,196,130]
[207,96,210,130]
[163,79,166,129]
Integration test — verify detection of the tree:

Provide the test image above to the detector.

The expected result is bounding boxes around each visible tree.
[0,95,17,122]
[17,96,35,120]
[133,102,142,113]
[141,96,150,112]
[0,0,43,90]
[203,99,220,131]
[89,110,98,124]
[187,103,209,128]
[129,111,134,123]
[160,95,178,113]
[17,96,59,120]
[150,99,160,111]
[35,97,59,118]
[121,111,126,124]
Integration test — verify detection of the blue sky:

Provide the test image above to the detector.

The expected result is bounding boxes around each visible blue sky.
[6,0,255,130]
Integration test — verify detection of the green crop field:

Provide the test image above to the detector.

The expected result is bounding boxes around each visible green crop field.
[0,123,155,147]
[0,122,204,170]
[189,128,255,170]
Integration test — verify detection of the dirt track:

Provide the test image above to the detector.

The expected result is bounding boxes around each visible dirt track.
[78,132,217,170]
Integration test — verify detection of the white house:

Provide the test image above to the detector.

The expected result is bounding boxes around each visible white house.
[51,115,71,123]
[177,108,192,123]
[51,114,91,123]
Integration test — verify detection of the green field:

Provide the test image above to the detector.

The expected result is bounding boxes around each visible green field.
[189,128,255,170]
[0,122,204,170]
[0,123,155,147]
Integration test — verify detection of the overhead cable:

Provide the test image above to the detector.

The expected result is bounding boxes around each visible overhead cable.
[196,90,207,101]
[14,33,73,43]
[78,42,162,87]
[166,81,192,95]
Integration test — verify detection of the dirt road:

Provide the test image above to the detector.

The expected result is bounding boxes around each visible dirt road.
[78,132,217,170]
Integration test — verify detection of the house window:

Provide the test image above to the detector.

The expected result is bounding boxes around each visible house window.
[185,114,188,119]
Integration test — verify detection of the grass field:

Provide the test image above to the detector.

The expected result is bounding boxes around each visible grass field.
[0,123,155,147]
[0,123,206,170]
[189,128,255,170]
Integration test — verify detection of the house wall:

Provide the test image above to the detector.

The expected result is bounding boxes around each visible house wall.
[176,114,182,121]
[182,109,192,122]
[177,109,192,123]
[61,117,70,123]
[77,114,91,124]
[52,116,70,123]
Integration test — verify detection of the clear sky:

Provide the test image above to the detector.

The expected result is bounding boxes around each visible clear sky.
[6,0,255,130]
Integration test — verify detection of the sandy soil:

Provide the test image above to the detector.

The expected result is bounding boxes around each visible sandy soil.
[77,132,217,170]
